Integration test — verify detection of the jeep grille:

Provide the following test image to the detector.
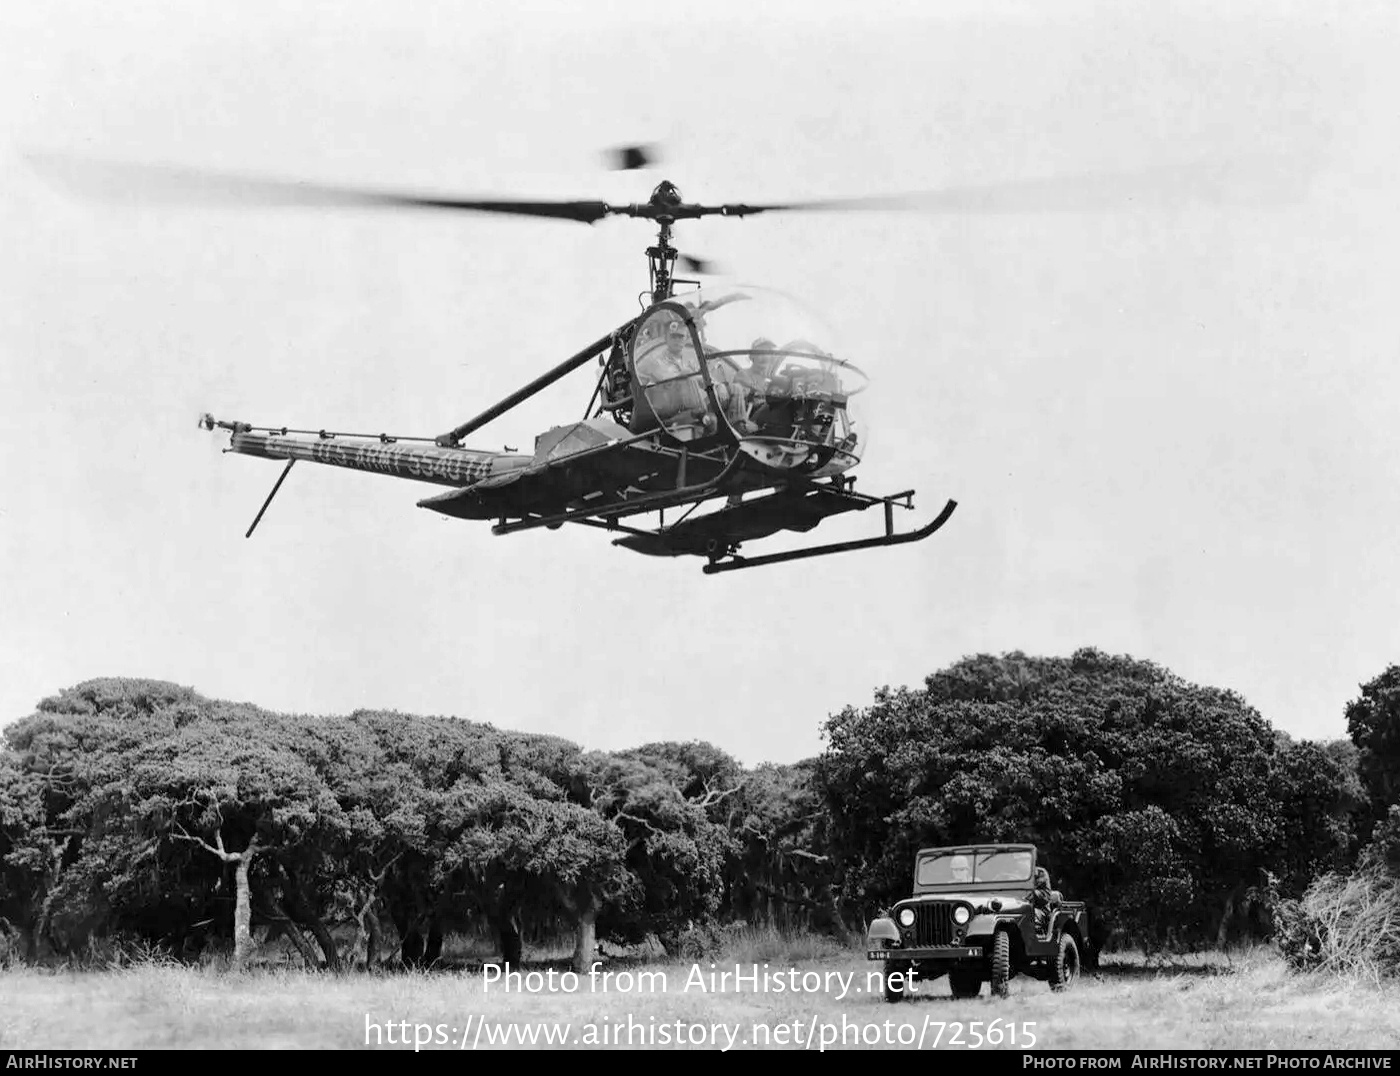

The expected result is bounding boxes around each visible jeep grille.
[910,902,956,947]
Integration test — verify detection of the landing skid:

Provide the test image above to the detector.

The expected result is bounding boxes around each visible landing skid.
[701,497,957,574]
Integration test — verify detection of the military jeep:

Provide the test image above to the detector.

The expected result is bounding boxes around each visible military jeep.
[866,843,1092,1001]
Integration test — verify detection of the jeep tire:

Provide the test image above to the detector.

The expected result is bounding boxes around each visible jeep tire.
[1049,932,1080,992]
[882,962,909,1003]
[949,969,982,999]
[990,930,1011,999]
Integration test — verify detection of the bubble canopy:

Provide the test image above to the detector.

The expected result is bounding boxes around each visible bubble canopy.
[627,285,868,476]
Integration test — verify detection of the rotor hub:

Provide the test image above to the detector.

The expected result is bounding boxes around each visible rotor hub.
[649,180,683,210]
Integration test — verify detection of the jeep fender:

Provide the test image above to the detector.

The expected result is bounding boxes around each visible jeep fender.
[1057,916,1087,953]
[964,913,1001,940]
[867,917,900,946]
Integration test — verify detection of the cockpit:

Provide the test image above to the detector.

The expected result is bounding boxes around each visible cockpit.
[617,286,867,478]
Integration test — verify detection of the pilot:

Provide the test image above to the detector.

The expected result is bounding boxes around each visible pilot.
[738,339,785,430]
[949,855,973,885]
[636,319,705,423]
[1031,867,1056,934]
[736,339,777,393]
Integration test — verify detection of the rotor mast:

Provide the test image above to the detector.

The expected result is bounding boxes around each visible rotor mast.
[647,219,678,303]
[644,180,685,304]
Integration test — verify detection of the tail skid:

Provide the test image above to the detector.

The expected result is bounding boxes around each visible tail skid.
[245,460,296,538]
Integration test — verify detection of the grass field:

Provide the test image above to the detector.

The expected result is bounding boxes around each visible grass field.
[2,938,1397,1051]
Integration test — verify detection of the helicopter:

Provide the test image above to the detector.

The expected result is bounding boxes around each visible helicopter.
[35,143,1294,575]
[30,141,1305,575]
[124,150,955,575]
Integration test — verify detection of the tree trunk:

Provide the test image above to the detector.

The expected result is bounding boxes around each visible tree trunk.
[267,914,321,970]
[424,924,443,966]
[1214,884,1245,949]
[351,892,381,970]
[366,912,382,970]
[572,900,598,975]
[821,885,849,936]
[277,868,341,971]
[499,918,522,968]
[177,829,261,970]
[307,916,342,972]
[492,900,523,967]
[232,852,256,969]
[401,928,425,967]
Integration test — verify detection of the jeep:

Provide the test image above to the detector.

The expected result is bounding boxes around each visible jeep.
[866,843,1093,1001]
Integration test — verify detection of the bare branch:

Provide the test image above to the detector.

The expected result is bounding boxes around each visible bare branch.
[693,779,746,809]
[369,851,403,884]
[171,823,230,861]
[171,822,259,863]
[613,810,664,837]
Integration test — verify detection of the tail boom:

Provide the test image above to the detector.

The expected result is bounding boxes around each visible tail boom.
[215,423,530,489]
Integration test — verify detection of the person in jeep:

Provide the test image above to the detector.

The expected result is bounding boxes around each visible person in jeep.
[1031,867,1055,935]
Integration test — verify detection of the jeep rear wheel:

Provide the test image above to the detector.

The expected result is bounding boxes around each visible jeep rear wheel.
[990,930,1011,999]
[1049,933,1080,991]
[949,969,982,999]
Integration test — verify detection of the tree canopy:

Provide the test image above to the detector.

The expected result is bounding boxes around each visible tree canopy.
[816,649,1361,946]
[0,655,1378,965]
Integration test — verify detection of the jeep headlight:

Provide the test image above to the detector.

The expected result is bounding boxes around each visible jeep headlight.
[898,908,915,928]
[953,905,971,926]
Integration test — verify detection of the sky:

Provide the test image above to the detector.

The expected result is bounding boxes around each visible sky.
[1,0,1397,766]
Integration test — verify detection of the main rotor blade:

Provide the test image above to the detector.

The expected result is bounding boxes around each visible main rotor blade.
[605,143,658,171]
[718,156,1309,217]
[677,253,724,275]
[30,151,1308,231]
[27,154,615,223]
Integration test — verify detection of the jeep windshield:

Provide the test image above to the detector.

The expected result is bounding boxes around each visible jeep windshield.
[916,849,1034,886]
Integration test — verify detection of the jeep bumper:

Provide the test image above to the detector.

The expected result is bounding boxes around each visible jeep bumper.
[867,946,984,961]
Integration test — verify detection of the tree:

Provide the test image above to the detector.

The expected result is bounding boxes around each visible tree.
[0,679,214,957]
[572,750,732,963]
[726,760,841,931]
[127,708,350,969]
[1346,665,1400,818]
[818,649,1346,948]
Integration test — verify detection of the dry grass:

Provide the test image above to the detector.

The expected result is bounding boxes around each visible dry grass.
[2,943,1398,1050]
[1276,867,1400,985]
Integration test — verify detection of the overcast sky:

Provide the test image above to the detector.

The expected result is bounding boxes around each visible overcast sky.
[2,0,1396,765]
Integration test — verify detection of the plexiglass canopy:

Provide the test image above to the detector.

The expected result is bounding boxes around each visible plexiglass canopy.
[628,285,867,477]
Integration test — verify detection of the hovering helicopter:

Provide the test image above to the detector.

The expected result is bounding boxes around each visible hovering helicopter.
[145,150,953,575]
[33,142,1303,574]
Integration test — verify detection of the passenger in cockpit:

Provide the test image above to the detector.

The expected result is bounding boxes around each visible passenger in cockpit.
[635,319,703,420]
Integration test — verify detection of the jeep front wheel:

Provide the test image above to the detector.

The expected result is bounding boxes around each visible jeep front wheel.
[882,962,909,1003]
[1050,933,1080,991]
[949,969,982,999]
[989,930,1011,999]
